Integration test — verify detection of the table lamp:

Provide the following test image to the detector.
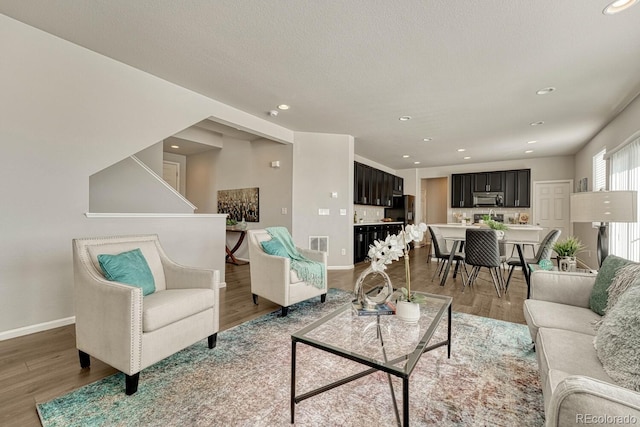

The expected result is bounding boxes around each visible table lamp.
[570,190,638,267]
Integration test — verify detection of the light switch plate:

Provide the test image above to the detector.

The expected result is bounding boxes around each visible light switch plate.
[318,209,330,216]
[339,209,347,215]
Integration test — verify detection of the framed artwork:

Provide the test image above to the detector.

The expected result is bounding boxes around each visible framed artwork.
[217,187,259,222]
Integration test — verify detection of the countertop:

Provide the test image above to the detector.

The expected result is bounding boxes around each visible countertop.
[353,221,404,226]
[437,223,543,230]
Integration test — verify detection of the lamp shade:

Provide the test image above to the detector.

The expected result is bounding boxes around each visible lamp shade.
[570,191,638,223]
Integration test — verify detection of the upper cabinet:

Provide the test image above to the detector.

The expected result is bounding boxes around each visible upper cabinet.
[451,173,475,208]
[504,169,531,207]
[473,171,504,192]
[354,162,402,206]
[451,168,530,208]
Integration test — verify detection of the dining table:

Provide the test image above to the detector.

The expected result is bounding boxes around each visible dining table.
[432,224,543,298]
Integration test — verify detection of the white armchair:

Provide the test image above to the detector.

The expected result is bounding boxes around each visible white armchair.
[73,234,220,394]
[247,229,327,316]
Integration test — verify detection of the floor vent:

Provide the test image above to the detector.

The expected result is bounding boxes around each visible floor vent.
[309,236,328,252]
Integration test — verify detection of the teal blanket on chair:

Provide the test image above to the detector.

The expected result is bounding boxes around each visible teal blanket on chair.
[265,227,325,289]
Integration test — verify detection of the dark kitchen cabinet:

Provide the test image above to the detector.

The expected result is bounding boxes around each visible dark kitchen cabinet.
[451,173,474,208]
[354,162,373,204]
[354,162,403,206]
[504,169,531,207]
[473,171,504,192]
[393,175,404,195]
[354,225,369,263]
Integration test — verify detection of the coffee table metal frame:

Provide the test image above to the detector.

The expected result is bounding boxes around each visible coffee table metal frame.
[290,292,452,426]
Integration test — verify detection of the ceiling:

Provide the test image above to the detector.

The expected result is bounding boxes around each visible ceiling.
[3,1,640,170]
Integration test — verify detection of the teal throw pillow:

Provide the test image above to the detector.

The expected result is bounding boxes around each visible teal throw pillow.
[98,248,156,296]
[261,239,289,258]
[589,255,635,315]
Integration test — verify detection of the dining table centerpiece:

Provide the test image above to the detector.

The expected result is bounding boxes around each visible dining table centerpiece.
[353,222,428,322]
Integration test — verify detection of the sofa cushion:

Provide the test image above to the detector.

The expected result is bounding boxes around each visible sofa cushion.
[536,328,613,398]
[97,248,156,296]
[143,289,215,332]
[589,255,635,315]
[523,299,600,341]
[595,286,640,391]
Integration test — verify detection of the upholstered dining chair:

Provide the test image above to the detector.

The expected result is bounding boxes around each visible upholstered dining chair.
[428,226,466,282]
[73,234,220,395]
[504,229,561,290]
[464,228,505,297]
[247,228,327,316]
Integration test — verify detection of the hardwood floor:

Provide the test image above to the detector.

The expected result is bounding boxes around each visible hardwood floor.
[0,246,528,427]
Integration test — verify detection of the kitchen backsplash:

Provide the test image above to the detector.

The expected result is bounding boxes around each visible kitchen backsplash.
[449,208,532,224]
[354,205,385,222]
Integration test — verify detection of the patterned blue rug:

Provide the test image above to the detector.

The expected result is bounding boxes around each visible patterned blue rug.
[37,288,544,426]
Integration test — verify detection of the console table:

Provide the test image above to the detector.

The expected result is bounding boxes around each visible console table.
[225,228,248,265]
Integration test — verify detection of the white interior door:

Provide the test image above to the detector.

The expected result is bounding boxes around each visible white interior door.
[533,180,572,243]
[163,161,180,192]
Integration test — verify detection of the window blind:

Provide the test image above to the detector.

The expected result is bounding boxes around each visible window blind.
[609,137,640,262]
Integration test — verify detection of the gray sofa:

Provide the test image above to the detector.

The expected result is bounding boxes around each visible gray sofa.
[523,269,640,426]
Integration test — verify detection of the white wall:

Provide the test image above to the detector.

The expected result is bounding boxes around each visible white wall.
[187,149,219,213]
[292,132,355,268]
[89,156,195,213]
[136,142,164,176]
[0,15,295,337]
[573,95,640,267]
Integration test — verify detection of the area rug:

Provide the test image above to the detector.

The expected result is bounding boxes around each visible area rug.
[38,288,544,426]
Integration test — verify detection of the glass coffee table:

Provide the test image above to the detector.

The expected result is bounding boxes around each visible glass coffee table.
[290,292,452,426]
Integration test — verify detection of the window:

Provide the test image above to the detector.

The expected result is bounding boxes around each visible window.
[592,148,606,192]
[609,137,640,262]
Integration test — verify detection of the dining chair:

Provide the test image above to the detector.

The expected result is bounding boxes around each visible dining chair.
[504,229,561,290]
[428,226,466,282]
[464,228,505,297]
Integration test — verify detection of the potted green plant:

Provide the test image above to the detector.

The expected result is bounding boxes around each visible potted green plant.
[552,236,584,271]
[485,219,509,240]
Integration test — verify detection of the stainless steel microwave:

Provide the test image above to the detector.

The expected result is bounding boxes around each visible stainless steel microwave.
[473,192,504,207]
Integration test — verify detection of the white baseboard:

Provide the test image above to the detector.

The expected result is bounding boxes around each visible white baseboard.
[328,265,355,270]
[0,316,76,341]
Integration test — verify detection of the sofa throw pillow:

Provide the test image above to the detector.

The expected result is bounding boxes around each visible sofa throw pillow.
[261,239,289,258]
[589,255,635,315]
[594,286,640,391]
[605,263,640,314]
[98,248,156,296]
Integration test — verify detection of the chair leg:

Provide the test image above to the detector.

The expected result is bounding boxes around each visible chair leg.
[431,259,443,281]
[321,293,327,303]
[280,306,289,317]
[252,293,258,305]
[125,373,140,395]
[208,333,217,349]
[490,268,502,298]
[79,350,90,368]
[505,266,515,290]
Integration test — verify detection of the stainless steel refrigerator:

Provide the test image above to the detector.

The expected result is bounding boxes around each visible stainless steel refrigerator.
[385,195,415,225]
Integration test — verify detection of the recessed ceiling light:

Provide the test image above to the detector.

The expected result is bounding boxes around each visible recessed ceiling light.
[423,137,432,142]
[527,140,537,144]
[402,155,410,158]
[463,156,471,160]
[414,161,421,165]
[277,104,290,110]
[536,87,556,95]
[399,116,412,121]
[530,121,545,126]
[525,150,534,154]
[603,0,638,14]
[171,145,180,149]
[457,148,466,152]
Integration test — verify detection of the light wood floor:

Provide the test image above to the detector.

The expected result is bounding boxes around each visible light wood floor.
[0,246,528,427]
